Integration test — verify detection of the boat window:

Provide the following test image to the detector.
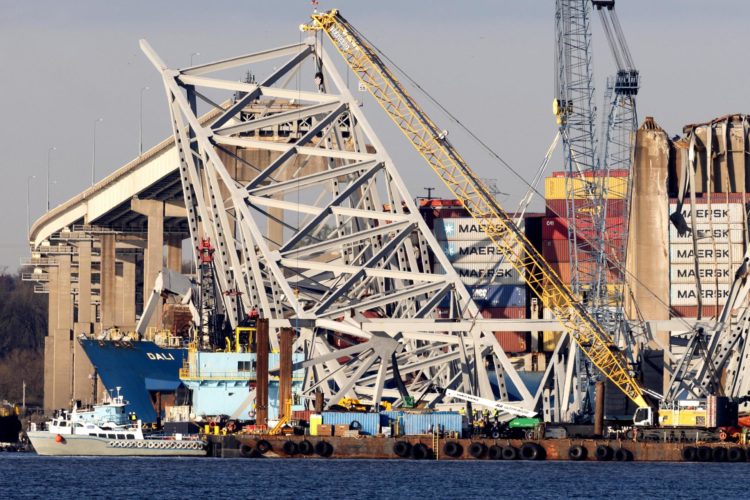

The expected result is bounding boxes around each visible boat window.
[99,434,106,438]
[59,421,67,427]
[117,434,125,439]
[238,361,252,371]
[108,433,116,439]
[126,434,134,439]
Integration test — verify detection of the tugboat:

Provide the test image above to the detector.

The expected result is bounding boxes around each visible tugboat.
[26,388,205,456]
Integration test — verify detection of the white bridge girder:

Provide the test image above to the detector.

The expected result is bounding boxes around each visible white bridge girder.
[141,36,550,411]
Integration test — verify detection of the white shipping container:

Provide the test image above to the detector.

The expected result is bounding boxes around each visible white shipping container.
[669,223,746,244]
[670,283,732,306]
[433,218,523,241]
[439,239,520,264]
[669,203,745,224]
[669,263,734,284]
[668,243,745,264]
[434,261,524,285]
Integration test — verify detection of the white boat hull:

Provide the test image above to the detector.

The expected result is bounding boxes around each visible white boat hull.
[27,432,206,457]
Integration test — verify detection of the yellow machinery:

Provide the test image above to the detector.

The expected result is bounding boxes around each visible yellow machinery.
[302,9,647,408]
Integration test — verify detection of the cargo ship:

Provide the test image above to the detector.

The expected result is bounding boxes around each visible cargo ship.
[79,336,305,425]
[79,339,187,423]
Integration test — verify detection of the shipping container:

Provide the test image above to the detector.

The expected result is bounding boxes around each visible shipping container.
[670,283,732,306]
[418,199,463,208]
[668,243,745,264]
[547,261,623,284]
[542,239,570,262]
[668,202,746,224]
[541,217,570,240]
[670,305,720,318]
[541,239,625,263]
[480,306,526,319]
[542,284,623,309]
[467,285,526,308]
[669,223,746,244]
[434,218,525,241]
[401,412,463,436]
[433,261,524,285]
[669,263,734,284]
[545,176,627,200]
[551,169,629,178]
[542,331,563,352]
[292,410,314,422]
[494,331,527,353]
[321,411,380,436]
[545,198,626,218]
[439,239,518,264]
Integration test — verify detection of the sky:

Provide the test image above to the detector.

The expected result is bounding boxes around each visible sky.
[1,0,749,270]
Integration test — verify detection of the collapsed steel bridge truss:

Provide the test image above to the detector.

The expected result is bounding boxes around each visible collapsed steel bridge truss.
[140,38,583,418]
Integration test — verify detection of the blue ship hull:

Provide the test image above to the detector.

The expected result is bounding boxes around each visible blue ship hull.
[79,340,186,423]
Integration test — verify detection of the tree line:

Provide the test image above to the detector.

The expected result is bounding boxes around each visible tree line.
[0,271,46,404]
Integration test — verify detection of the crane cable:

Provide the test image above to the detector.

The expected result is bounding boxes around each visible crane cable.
[338,20,695,333]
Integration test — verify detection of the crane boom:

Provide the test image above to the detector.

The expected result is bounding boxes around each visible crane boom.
[446,389,537,418]
[303,9,647,408]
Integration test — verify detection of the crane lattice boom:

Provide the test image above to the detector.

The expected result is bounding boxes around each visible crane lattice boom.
[303,9,646,408]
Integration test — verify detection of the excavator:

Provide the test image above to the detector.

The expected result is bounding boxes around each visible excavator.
[301,9,745,441]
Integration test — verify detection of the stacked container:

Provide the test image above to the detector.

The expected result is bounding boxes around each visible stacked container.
[540,170,629,350]
[668,197,747,318]
[419,199,531,354]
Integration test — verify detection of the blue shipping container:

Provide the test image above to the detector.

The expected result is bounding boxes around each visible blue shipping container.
[469,285,526,308]
[401,412,464,436]
[321,412,380,436]
[437,285,526,309]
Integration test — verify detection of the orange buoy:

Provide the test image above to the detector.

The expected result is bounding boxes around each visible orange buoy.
[55,434,65,443]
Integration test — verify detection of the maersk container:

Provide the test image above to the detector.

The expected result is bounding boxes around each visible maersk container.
[433,262,523,285]
[321,412,380,436]
[439,239,512,264]
[669,263,733,284]
[467,285,526,308]
[401,412,463,436]
[668,223,745,244]
[668,243,744,264]
[668,202,745,224]
[433,218,524,241]
[670,283,732,306]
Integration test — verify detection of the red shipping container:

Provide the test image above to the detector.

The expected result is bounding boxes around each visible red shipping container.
[670,305,720,319]
[548,261,623,283]
[494,332,528,353]
[292,410,314,422]
[433,208,469,218]
[419,199,463,208]
[541,217,569,240]
[542,240,570,263]
[481,306,526,319]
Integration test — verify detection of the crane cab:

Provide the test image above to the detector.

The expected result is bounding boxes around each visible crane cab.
[633,406,653,427]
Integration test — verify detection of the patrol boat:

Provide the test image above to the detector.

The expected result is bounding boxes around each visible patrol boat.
[27,388,205,456]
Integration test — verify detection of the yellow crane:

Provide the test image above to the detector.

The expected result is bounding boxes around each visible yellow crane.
[302,9,647,408]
